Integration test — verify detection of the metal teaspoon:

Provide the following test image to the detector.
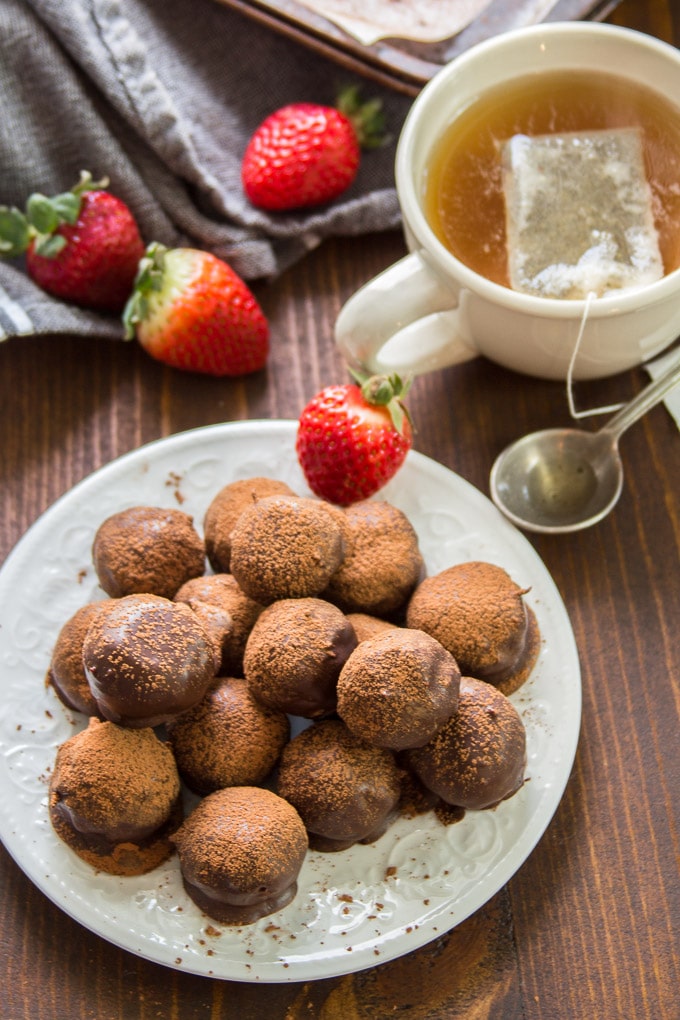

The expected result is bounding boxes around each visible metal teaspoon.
[489,351,680,534]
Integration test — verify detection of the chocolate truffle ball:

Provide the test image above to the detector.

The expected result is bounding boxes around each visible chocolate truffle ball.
[345,612,398,644]
[229,495,347,604]
[172,787,308,924]
[167,677,290,794]
[244,597,358,718]
[337,628,460,750]
[49,718,182,876]
[92,505,205,599]
[277,719,402,851]
[203,476,296,573]
[324,501,425,618]
[47,602,109,716]
[405,676,527,810]
[83,593,215,727]
[174,573,263,677]
[406,561,540,695]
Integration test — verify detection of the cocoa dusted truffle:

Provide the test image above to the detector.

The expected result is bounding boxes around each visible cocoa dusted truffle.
[244,597,357,718]
[277,719,402,851]
[229,495,347,604]
[83,593,215,727]
[174,573,263,677]
[92,505,205,599]
[203,476,296,573]
[336,628,460,750]
[47,602,110,716]
[172,787,308,924]
[49,718,182,876]
[405,677,527,810]
[325,501,425,618]
[167,677,290,794]
[345,612,398,644]
[406,561,540,695]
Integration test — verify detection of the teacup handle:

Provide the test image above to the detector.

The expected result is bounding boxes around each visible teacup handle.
[334,250,479,376]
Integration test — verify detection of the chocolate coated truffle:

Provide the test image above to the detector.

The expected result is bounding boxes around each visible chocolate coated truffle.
[167,677,290,794]
[83,593,215,727]
[229,495,347,604]
[405,676,527,810]
[244,597,358,718]
[47,602,109,716]
[174,573,263,677]
[49,718,182,875]
[325,501,425,618]
[172,787,308,924]
[92,505,205,599]
[406,561,539,694]
[345,612,398,644]
[277,719,402,851]
[337,628,460,750]
[203,476,295,573]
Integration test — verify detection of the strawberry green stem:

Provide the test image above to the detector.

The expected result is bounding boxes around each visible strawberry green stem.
[0,170,111,260]
[336,85,389,149]
[349,369,413,435]
[122,241,168,339]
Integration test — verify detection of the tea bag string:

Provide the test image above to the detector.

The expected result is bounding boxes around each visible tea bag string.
[566,290,625,419]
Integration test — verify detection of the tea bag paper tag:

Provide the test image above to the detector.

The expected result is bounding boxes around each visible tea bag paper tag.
[502,127,663,299]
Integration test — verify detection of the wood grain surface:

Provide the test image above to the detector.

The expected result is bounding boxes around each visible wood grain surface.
[1,2,679,1017]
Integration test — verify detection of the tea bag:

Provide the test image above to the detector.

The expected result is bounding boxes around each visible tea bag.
[502,127,663,299]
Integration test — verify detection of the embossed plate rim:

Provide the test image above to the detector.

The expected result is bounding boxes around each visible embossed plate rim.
[0,419,581,982]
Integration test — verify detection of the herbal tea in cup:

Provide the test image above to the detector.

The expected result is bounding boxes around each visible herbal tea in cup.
[425,70,680,297]
[335,23,680,381]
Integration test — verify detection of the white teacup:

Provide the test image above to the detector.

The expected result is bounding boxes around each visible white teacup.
[336,23,680,381]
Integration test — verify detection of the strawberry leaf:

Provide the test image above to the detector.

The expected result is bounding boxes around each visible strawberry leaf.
[25,190,82,259]
[336,85,389,149]
[25,194,61,235]
[359,372,413,435]
[122,241,167,339]
[0,206,31,257]
[50,192,82,225]
[34,234,67,258]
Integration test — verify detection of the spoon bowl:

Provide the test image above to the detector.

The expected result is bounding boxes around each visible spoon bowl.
[490,428,623,533]
[490,350,680,534]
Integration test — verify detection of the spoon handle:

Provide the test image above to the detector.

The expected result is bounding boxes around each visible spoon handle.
[603,347,680,441]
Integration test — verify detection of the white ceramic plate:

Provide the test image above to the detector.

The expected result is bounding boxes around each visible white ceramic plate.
[0,420,580,983]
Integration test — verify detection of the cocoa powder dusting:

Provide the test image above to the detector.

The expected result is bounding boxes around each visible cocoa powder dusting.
[174,573,263,676]
[51,718,180,832]
[173,787,307,891]
[83,594,214,723]
[325,501,424,618]
[336,629,460,750]
[276,719,401,843]
[229,496,346,603]
[407,561,534,689]
[407,677,526,810]
[47,601,107,715]
[92,506,205,599]
[168,677,289,792]
[243,597,357,717]
[203,477,295,573]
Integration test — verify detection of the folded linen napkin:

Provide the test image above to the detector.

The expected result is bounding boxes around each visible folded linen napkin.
[0,0,411,341]
[644,344,680,431]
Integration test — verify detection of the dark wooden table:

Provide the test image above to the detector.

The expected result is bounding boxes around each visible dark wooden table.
[1,2,679,1017]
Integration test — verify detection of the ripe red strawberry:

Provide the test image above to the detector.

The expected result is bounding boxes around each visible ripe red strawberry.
[0,171,144,312]
[296,373,413,506]
[242,86,386,211]
[123,242,269,377]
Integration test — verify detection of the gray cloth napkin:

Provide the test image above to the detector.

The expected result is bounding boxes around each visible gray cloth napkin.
[0,0,411,341]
